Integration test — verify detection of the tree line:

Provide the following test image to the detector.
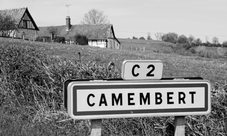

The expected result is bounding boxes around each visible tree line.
[132,32,227,47]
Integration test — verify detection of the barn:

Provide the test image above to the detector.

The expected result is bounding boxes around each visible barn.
[38,16,121,49]
[0,7,39,40]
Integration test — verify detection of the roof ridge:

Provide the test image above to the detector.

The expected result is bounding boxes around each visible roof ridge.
[0,7,27,11]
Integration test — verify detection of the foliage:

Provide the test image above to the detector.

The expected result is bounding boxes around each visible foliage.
[47,26,58,39]
[132,36,138,39]
[81,9,109,25]
[212,37,219,45]
[161,32,178,44]
[147,32,152,40]
[188,35,195,45]
[139,36,145,40]
[147,35,152,40]
[223,41,227,47]
[35,36,51,42]
[0,14,17,37]
[73,34,88,45]
[54,36,65,43]
[177,35,188,44]
[195,38,202,45]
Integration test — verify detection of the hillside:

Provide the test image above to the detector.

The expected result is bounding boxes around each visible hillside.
[0,37,227,135]
[119,38,176,54]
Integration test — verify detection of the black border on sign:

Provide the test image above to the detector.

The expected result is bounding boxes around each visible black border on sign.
[72,83,208,116]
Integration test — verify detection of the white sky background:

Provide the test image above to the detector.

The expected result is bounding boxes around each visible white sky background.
[1,0,227,43]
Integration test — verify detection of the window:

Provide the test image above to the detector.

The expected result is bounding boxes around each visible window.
[23,20,27,28]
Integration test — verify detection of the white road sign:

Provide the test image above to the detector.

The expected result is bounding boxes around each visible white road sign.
[65,79,211,120]
[121,60,163,80]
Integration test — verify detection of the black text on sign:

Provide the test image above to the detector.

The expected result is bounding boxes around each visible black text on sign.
[121,60,163,80]
[66,80,210,120]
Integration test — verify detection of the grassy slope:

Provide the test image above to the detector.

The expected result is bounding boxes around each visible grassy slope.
[0,37,227,135]
[21,38,226,84]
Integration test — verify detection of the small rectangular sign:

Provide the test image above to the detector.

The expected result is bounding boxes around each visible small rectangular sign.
[65,80,211,120]
[121,60,163,80]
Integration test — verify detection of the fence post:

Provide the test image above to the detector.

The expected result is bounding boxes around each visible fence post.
[90,119,102,136]
[174,116,185,136]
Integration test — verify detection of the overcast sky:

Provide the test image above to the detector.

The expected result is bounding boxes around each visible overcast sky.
[1,0,226,43]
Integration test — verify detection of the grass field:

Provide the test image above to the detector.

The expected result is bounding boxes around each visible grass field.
[0,37,227,135]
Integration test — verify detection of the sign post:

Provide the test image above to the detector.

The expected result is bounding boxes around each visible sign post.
[174,116,185,136]
[64,60,211,135]
[90,119,102,136]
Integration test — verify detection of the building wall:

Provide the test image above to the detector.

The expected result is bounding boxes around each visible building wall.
[88,40,107,48]
[107,39,120,49]
[12,29,37,40]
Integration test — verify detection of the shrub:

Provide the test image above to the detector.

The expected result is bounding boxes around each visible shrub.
[35,36,51,42]
[177,35,188,44]
[161,32,178,44]
[139,37,145,40]
[73,34,88,45]
[54,36,65,43]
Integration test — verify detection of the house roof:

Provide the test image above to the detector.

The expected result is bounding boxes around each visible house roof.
[38,24,120,44]
[0,7,39,30]
[0,8,26,24]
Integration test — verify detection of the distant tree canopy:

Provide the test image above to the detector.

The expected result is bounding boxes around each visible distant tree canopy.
[161,32,178,44]
[212,37,219,44]
[132,36,138,39]
[147,32,152,40]
[47,26,58,40]
[74,34,88,45]
[81,9,109,25]
[0,14,17,37]
[222,41,227,47]
[188,35,195,45]
[177,35,188,44]
[195,38,202,45]
[139,37,145,40]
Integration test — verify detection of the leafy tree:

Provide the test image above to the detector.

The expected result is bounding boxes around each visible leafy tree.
[0,14,17,37]
[222,41,227,47]
[161,32,178,44]
[139,37,145,40]
[74,34,88,45]
[147,32,152,40]
[188,35,195,45]
[132,36,138,39]
[147,35,152,40]
[81,9,109,24]
[212,37,219,44]
[54,36,65,43]
[177,35,188,44]
[195,38,202,45]
[47,26,58,40]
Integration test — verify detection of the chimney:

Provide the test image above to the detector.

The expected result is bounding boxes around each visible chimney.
[66,16,71,31]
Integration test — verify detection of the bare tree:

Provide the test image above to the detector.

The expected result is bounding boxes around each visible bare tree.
[47,26,58,40]
[155,32,164,41]
[0,14,17,37]
[81,9,109,25]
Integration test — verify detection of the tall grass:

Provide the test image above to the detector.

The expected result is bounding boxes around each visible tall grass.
[0,38,227,135]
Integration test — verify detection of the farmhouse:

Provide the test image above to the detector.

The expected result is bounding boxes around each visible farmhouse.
[0,7,39,40]
[38,16,121,49]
